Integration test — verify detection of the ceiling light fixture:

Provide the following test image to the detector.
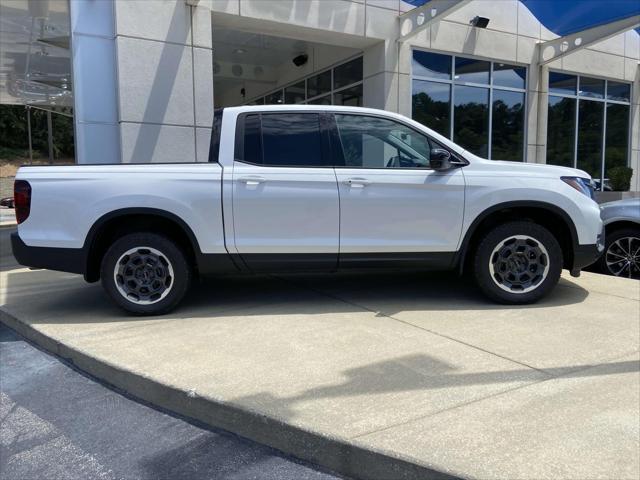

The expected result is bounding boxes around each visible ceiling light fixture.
[233,48,247,54]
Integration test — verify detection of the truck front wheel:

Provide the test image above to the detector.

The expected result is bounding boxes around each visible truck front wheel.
[473,221,563,304]
[100,233,191,315]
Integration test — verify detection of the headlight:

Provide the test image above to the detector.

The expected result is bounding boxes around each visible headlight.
[561,176,595,200]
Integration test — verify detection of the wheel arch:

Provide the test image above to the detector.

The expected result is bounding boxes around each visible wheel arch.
[83,208,202,283]
[457,201,579,274]
[603,219,640,236]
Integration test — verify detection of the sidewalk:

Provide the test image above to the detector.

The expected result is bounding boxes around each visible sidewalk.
[1,252,638,479]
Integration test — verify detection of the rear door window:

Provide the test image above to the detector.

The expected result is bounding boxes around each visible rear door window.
[261,113,323,167]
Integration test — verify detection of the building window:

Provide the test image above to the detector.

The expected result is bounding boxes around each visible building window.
[546,73,631,191]
[246,56,363,108]
[411,50,526,161]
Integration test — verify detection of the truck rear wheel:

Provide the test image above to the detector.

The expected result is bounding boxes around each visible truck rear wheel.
[473,221,562,304]
[100,233,191,315]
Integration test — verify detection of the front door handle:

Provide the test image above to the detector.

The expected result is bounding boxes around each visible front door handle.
[238,176,265,186]
[344,178,371,188]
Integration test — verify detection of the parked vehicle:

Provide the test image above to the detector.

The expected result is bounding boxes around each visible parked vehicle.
[593,198,640,279]
[11,106,604,314]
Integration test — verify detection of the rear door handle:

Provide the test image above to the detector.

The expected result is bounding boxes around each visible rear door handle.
[344,178,371,188]
[238,176,265,186]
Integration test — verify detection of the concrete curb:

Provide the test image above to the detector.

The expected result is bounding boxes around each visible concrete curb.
[0,307,460,480]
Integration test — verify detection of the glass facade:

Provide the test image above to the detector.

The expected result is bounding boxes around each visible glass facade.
[246,57,363,107]
[411,50,526,160]
[546,74,632,191]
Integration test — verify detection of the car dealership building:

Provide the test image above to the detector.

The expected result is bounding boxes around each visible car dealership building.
[1,0,639,191]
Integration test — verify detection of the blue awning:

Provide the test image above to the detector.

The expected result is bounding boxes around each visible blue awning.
[402,0,640,36]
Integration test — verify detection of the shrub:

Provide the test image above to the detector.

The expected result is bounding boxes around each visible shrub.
[608,166,633,192]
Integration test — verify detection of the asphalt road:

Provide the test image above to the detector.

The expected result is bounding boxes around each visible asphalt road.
[0,226,342,480]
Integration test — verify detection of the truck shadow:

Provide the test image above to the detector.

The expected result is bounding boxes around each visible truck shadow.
[0,266,590,325]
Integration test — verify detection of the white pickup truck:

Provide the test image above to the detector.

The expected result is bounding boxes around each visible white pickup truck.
[12,105,603,314]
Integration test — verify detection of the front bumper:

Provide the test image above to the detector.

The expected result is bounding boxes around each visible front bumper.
[11,232,86,275]
[571,233,605,274]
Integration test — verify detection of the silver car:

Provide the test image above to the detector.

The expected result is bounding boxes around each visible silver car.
[595,198,640,279]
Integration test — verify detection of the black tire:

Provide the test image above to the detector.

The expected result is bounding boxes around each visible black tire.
[473,221,563,304]
[100,232,191,315]
[595,228,640,279]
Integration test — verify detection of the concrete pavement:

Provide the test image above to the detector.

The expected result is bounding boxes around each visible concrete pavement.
[1,226,638,479]
[0,208,15,228]
[0,322,343,480]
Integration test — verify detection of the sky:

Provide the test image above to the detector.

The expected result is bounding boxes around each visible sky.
[401,0,640,36]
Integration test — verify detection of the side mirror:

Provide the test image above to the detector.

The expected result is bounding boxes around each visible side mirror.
[430,148,452,170]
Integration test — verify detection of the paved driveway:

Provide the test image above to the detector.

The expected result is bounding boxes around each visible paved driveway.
[1,226,638,480]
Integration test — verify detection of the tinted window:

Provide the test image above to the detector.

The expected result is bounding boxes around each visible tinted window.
[607,81,630,102]
[243,114,262,164]
[493,63,526,89]
[285,81,306,104]
[454,57,489,84]
[209,108,223,163]
[334,114,432,169]
[307,70,331,98]
[579,77,604,99]
[262,114,323,167]
[453,85,489,157]
[333,57,363,89]
[308,95,331,105]
[334,84,362,106]
[547,96,575,168]
[549,72,576,95]
[412,80,451,138]
[412,51,451,79]
[605,103,629,189]
[491,90,524,161]
[577,100,604,180]
[265,90,283,104]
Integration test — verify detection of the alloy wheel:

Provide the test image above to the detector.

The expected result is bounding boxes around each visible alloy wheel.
[489,235,550,293]
[113,246,174,304]
[605,236,640,279]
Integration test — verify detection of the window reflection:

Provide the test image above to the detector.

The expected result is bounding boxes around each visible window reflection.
[261,114,323,166]
[493,63,526,89]
[411,50,525,161]
[412,51,451,80]
[579,77,605,99]
[491,90,524,161]
[605,103,630,182]
[334,57,363,90]
[607,81,630,102]
[265,90,283,105]
[454,85,489,157]
[308,95,331,105]
[454,58,490,84]
[307,70,331,98]
[412,80,451,137]
[284,81,305,104]
[334,84,362,106]
[549,72,577,95]
[335,114,432,169]
[577,100,604,179]
[547,96,576,168]
[547,74,631,190]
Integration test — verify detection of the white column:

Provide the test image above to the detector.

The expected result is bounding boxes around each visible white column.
[113,0,213,163]
[69,0,121,164]
[362,3,401,113]
[524,62,549,164]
